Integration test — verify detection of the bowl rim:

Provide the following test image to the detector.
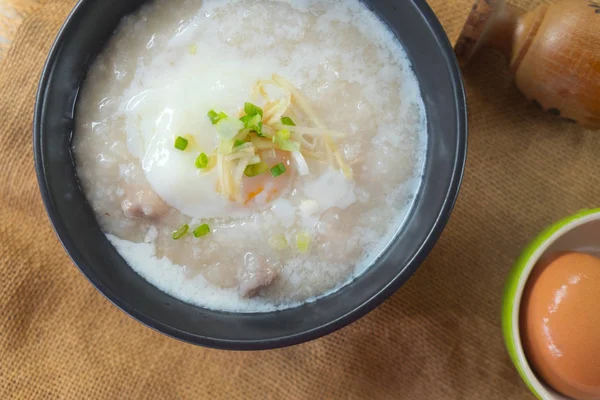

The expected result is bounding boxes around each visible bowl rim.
[33,0,468,349]
[501,208,600,399]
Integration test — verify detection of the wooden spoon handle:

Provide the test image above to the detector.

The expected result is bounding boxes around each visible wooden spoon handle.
[454,0,505,68]
[455,0,600,129]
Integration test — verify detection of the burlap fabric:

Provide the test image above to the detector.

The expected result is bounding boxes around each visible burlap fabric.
[1,0,596,398]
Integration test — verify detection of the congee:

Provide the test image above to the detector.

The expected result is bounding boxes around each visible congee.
[73,0,427,312]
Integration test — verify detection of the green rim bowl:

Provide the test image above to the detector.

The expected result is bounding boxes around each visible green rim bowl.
[502,208,600,400]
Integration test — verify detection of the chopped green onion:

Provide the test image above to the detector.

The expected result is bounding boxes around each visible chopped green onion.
[240,114,263,137]
[244,162,269,177]
[251,122,264,137]
[232,142,253,153]
[273,129,291,142]
[278,140,300,152]
[239,114,253,125]
[296,232,310,252]
[268,235,288,250]
[172,224,189,240]
[270,162,286,177]
[174,136,189,151]
[281,116,296,126]
[208,110,218,122]
[219,139,234,155]
[193,224,211,238]
[234,139,246,148]
[207,110,228,124]
[215,117,244,140]
[244,114,261,126]
[244,102,263,118]
[273,130,299,152]
[195,152,208,168]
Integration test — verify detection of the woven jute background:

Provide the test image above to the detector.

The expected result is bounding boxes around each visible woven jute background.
[1,0,596,398]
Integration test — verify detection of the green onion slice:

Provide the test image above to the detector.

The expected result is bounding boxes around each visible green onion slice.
[174,136,189,151]
[240,114,263,137]
[251,122,264,137]
[239,114,253,125]
[244,102,263,118]
[296,232,310,252]
[281,116,296,126]
[193,224,210,238]
[172,224,189,240]
[215,117,244,140]
[244,162,269,177]
[268,235,288,250]
[245,114,262,127]
[273,129,291,142]
[234,139,246,148]
[195,152,208,168]
[270,162,287,177]
[207,110,228,124]
[273,129,299,152]
[278,140,300,152]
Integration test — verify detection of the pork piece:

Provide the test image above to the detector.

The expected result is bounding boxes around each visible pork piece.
[121,187,168,219]
[238,252,278,298]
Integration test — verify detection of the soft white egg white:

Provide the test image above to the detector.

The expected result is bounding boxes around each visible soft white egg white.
[123,45,284,219]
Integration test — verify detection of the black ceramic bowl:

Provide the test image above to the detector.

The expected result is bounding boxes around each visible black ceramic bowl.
[34,0,467,350]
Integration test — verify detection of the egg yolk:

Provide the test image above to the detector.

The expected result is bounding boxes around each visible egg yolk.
[242,150,292,206]
[520,251,600,400]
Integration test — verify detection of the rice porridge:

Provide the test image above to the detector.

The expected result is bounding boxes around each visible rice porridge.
[73,0,427,312]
